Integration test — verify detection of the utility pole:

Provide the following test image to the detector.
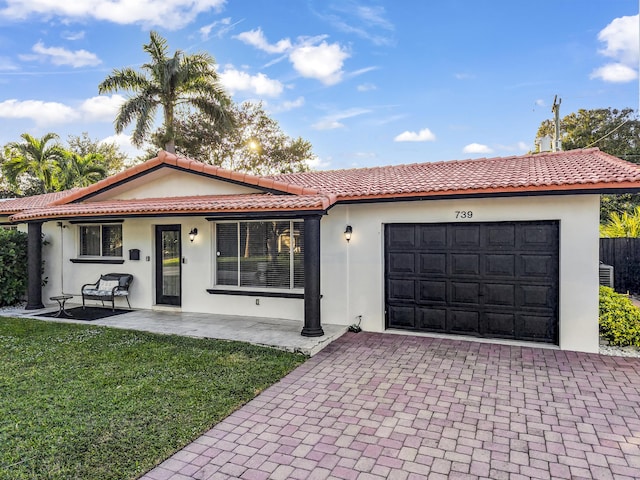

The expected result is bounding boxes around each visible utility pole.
[552,95,561,152]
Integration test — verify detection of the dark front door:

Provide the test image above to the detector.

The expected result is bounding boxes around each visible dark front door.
[156,225,181,306]
[385,221,559,344]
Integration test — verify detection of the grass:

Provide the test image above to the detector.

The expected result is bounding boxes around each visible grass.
[0,317,307,480]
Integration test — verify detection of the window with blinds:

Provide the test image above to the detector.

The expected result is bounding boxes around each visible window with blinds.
[79,224,122,257]
[215,220,304,290]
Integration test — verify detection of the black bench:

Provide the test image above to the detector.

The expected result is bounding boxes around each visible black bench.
[81,273,133,311]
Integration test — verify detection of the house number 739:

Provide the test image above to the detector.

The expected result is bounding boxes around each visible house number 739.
[455,211,473,219]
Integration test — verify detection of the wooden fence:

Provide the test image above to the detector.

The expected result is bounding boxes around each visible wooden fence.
[599,238,640,294]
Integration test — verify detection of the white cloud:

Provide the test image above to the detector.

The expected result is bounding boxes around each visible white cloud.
[592,14,639,83]
[271,96,305,113]
[20,42,101,67]
[394,128,436,142]
[61,30,85,41]
[0,57,18,71]
[199,17,238,40]
[590,63,638,83]
[235,28,292,54]
[0,0,226,30]
[100,133,147,159]
[306,155,332,170]
[312,108,370,130]
[454,73,475,80]
[80,95,126,121]
[357,83,376,92]
[289,40,349,85]
[219,67,284,97]
[463,143,493,154]
[0,99,79,126]
[535,99,546,107]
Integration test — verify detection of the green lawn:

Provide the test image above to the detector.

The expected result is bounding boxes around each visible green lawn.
[0,317,307,480]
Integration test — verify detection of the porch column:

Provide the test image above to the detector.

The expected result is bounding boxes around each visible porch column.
[25,221,44,310]
[301,214,324,337]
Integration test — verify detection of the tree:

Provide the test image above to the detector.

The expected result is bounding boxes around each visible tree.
[600,207,640,238]
[98,31,233,153]
[536,108,640,221]
[159,101,315,175]
[56,151,108,190]
[67,133,128,175]
[1,133,64,194]
[536,108,640,162]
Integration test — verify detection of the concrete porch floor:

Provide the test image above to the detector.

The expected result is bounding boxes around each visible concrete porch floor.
[2,303,347,356]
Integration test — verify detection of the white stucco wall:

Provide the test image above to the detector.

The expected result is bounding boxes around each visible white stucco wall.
[92,170,260,201]
[35,193,600,353]
[319,195,601,353]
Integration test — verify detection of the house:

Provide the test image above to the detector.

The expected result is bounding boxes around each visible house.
[2,147,640,353]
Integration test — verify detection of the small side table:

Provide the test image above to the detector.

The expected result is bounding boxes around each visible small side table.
[50,295,73,317]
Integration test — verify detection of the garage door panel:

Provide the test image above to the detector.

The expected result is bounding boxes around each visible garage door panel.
[485,312,515,337]
[485,224,516,249]
[418,308,446,331]
[388,225,417,249]
[451,254,480,275]
[518,224,558,250]
[387,305,415,329]
[520,285,554,309]
[519,255,555,277]
[485,254,516,277]
[419,280,447,303]
[419,253,446,274]
[451,282,480,304]
[388,279,415,301]
[449,310,480,334]
[485,283,516,307]
[516,314,556,341]
[388,252,416,274]
[450,225,480,247]
[385,222,558,344]
[418,225,447,248]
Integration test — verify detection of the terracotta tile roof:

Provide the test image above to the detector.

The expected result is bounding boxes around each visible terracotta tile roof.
[52,151,320,206]
[268,148,640,200]
[10,194,333,222]
[6,148,640,222]
[0,189,78,214]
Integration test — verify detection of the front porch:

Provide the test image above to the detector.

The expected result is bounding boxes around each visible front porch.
[2,305,347,357]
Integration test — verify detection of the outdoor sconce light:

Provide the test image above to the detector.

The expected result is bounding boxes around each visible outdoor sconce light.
[189,228,198,242]
[344,225,352,243]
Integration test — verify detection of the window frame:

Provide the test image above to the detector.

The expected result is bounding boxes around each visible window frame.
[77,223,123,258]
[212,219,304,294]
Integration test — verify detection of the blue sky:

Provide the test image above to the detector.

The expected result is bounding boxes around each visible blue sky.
[0,0,638,170]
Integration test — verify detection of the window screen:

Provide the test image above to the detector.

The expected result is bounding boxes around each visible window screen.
[215,220,304,290]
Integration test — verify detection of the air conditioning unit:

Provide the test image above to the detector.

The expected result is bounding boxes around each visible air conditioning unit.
[599,263,614,288]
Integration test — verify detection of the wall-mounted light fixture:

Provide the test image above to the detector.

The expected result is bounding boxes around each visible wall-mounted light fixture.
[189,228,198,242]
[344,225,352,243]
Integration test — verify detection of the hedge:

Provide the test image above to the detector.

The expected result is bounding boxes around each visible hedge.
[0,229,28,306]
[599,285,640,347]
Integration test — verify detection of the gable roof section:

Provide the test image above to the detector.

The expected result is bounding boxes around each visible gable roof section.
[51,150,320,206]
[268,148,640,201]
[11,194,333,222]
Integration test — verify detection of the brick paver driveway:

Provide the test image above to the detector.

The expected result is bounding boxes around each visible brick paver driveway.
[143,333,640,480]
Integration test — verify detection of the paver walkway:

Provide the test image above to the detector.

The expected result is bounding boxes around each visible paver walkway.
[142,332,640,480]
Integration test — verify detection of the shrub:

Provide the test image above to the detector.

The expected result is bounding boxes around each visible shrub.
[599,286,640,347]
[0,228,28,306]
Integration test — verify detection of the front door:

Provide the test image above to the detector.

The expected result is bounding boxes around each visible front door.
[155,225,181,306]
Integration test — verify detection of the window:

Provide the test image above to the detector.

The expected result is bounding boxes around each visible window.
[215,220,304,290]
[1,226,17,231]
[79,224,122,257]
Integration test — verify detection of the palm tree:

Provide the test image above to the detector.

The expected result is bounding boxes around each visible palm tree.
[56,151,108,190]
[98,31,233,153]
[2,133,64,194]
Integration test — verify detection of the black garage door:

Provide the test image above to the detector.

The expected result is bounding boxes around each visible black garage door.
[385,222,559,344]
